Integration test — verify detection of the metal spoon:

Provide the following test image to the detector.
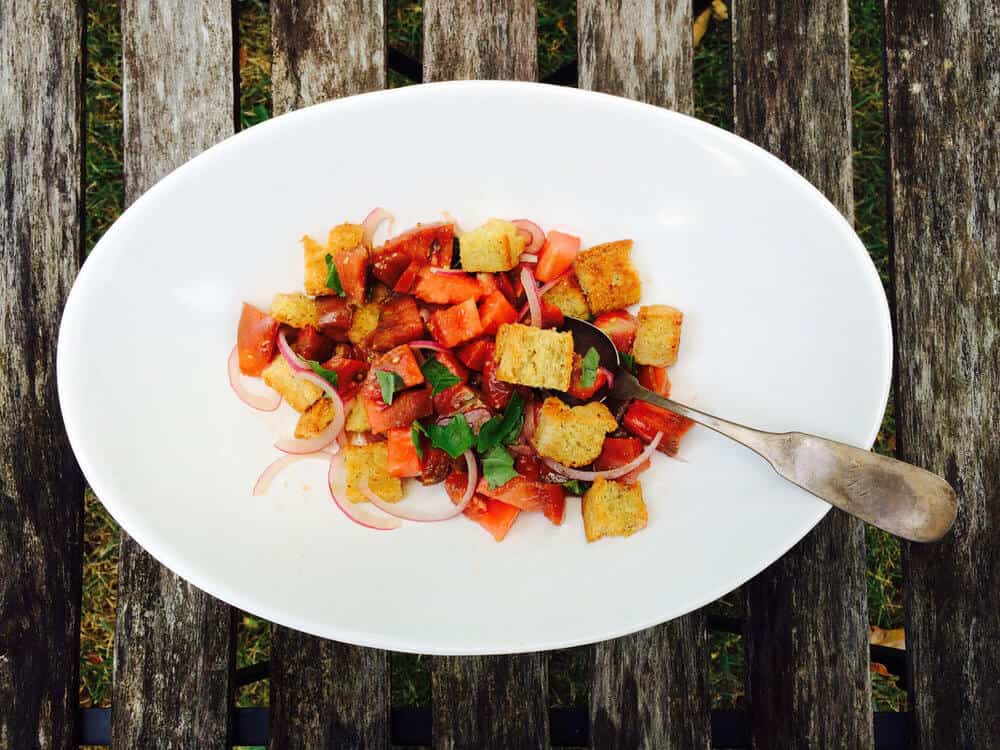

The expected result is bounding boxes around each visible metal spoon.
[560,317,957,542]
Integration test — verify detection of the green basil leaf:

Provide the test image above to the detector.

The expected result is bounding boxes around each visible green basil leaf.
[562,479,589,496]
[620,352,637,374]
[410,421,424,460]
[376,370,406,405]
[580,346,600,388]
[425,414,475,459]
[419,356,461,396]
[482,445,519,489]
[324,253,346,296]
[475,392,525,453]
[305,359,339,388]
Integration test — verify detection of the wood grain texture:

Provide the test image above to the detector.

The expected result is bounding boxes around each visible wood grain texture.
[424,11,547,748]
[113,3,236,747]
[423,0,537,81]
[578,0,693,110]
[268,4,391,747]
[272,0,386,112]
[884,1,1000,747]
[577,5,709,748]
[732,1,873,747]
[0,2,84,748]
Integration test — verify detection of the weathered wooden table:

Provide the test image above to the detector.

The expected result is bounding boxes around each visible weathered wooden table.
[2,0,997,747]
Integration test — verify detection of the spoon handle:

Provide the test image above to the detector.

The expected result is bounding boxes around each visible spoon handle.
[613,373,957,542]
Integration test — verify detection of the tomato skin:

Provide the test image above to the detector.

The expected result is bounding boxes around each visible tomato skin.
[368,344,425,387]
[363,385,433,434]
[594,437,650,484]
[445,470,520,541]
[477,476,565,514]
[638,365,671,397]
[425,350,469,382]
[480,346,515,411]
[314,296,353,341]
[291,326,334,363]
[565,352,610,400]
[539,299,564,328]
[535,230,581,282]
[433,383,485,417]
[622,400,694,456]
[319,356,368,400]
[478,290,519,336]
[412,268,485,305]
[237,303,280,375]
[542,493,565,525]
[428,299,485,348]
[456,338,492,371]
[387,427,423,477]
[593,310,638,353]
[370,295,425,351]
[419,446,452,485]
[333,245,369,303]
[380,223,455,268]
[370,246,412,287]
[392,259,423,293]
[514,452,543,481]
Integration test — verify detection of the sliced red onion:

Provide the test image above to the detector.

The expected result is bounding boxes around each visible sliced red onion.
[275,332,346,451]
[522,400,538,441]
[361,450,478,522]
[462,407,493,433]
[536,268,571,297]
[541,431,663,481]
[253,452,327,496]
[521,266,542,328]
[512,219,545,254]
[408,340,448,354]
[430,267,469,276]
[362,207,394,247]
[520,253,539,263]
[328,453,400,531]
[277,330,311,374]
[598,367,615,390]
[228,347,282,411]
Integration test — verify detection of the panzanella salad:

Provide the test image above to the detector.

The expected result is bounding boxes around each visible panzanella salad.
[230,209,693,542]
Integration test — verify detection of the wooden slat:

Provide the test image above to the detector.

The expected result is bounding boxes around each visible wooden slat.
[0,2,84,748]
[268,2,390,747]
[732,1,873,746]
[423,5,547,747]
[112,3,237,747]
[577,3,709,748]
[884,2,1000,747]
[423,0,537,82]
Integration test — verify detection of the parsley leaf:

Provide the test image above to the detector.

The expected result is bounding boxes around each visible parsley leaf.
[420,356,461,396]
[620,352,637,374]
[305,359,339,387]
[376,370,406,405]
[475,392,525,453]
[562,479,589,496]
[410,421,424,460]
[425,414,475,459]
[324,253,346,296]
[482,445,519,489]
[580,347,600,388]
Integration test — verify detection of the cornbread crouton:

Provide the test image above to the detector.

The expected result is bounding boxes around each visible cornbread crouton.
[270,292,318,329]
[458,219,526,272]
[531,397,617,467]
[295,398,336,439]
[345,442,404,503]
[494,323,574,391]
[345,397,370,432]
[573,240,642,314]
[347,303,381,346]
[261,355,323,412]
[632,304,683,366]
[542,273,591,320]
[582,477,648,542]
[303,224,365,295]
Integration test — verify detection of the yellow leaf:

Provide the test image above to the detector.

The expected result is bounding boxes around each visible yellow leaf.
[869,625,906,649]
[693,8,712,48]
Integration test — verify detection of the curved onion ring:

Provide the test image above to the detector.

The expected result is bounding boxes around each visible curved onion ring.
[361,451,478,522]
[542,431,663,481]
[518,268,572,321]
[520,253,539,263]
[521,266,542,328]
[512,219,545,254]
[276,332,346,452]
[228,347,282,411]
[253,452,327,496]
[408,340,448,354]
[598,367,615,390]
[362,207,394,247]
[328,453,401,530]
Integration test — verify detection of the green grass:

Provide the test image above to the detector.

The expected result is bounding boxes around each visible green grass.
[80,0,905,721]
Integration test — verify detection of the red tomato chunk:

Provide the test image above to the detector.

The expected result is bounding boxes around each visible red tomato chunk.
[428,299,484,348]
[370,295,425,351]
[387,426,422,477]
[237,303,279,376]
[593,310,638,353]
[623,400,694,456]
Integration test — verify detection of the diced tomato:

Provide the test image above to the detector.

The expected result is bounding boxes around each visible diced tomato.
[425,350,468,382]
[478,290,519,336]
[428,299,484,348]
[542,493,565,525]
[387,426,423,477]
[476,273,499,295]
[370,295,425,351]
[638,365,671,397]
[456,339,492,371]
[566,351,610,400]
[291,326,334,363]
[319,356,368,399]
[369,344,424,387]
[513,451,543,481]
[412,268,485,305]
[480,345,515,411]
[381,223,455,268]
[364,386,433,434]
[494,273,517,304]
[593,310,638,353]
[446,472,521,540]
[623,400,695,456]
[434,383,485,417]
[594,436,650,484]
[332,245,369,303]
[477,476,565,514]
[535,230,581,282]
[314,296,353,341]
[392,259,423,293]
[237,303,280,376]
[419,446,452,485]
[540,299,565,328]
[370,246,412,287]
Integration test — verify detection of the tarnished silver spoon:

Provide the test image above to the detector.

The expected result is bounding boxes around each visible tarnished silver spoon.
[560,317,957,542]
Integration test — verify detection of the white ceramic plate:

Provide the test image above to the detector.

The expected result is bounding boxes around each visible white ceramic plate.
[58,81,891,655]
